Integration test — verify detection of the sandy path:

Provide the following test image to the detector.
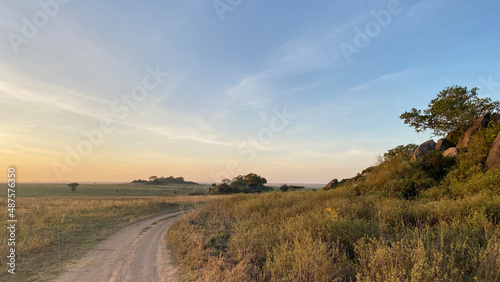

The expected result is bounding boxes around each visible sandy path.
[55,210,187,282]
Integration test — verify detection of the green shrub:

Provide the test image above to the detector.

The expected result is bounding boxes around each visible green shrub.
[168,191,500,281]
[279,184,304,192]
[444,123,500,196]
[358,144,455,198]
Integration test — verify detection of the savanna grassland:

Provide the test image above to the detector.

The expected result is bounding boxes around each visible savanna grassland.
[168,148,500,282]
[168,86,500,282]
[0,183,220,281]
[168,186,500,281]
[0,182,208,197]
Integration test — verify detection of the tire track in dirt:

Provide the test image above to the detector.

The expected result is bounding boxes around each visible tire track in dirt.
[55,210,187,282]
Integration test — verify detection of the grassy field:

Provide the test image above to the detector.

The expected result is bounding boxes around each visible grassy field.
[0,182,209,197]
[0,183,322,198]
[168,189,500,281]
[0,182,222,281]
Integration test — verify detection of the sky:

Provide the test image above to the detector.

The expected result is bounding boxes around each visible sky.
[1,0,500,184]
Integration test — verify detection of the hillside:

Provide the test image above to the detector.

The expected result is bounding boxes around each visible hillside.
[167,88,500,281]
[168,190,500,281]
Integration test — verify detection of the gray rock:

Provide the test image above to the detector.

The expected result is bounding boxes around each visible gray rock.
[411,139,436,162]
[457,111,491,149]
[443,147,459,158]
[324,179,339,189]
[435,138,452,151]
[485,132,500,170]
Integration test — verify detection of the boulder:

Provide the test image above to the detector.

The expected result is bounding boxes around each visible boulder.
[457,111,491,149]
[435,138,452,151]
[493,114,500,125]
[411,140,436,162]
[443,147,459,158]
[324,179,339,189]
[485,132,500,170]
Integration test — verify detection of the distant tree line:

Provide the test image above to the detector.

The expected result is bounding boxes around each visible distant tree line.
[208,173,272,195]
[279,184,304,192]
[131,176,198,185]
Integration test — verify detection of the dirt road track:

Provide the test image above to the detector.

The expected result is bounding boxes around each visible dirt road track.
[55,210,187,282]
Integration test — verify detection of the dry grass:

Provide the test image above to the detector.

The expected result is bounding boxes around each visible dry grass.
[0,195,222,281]
[168,191,500,281]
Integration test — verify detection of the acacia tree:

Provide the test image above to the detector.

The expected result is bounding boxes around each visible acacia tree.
[400,86,499,136]
[68,182,79,192]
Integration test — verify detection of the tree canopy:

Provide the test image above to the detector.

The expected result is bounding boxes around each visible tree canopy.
[131,176,197,185]
[208,173,272,195]
[400,86,499,136]
[68,182,79,192]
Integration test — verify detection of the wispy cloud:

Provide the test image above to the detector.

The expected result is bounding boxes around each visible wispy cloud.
[0,69,237,148]
[346,68,421,93]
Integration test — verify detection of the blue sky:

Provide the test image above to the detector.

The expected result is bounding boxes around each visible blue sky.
[1,0,500,183]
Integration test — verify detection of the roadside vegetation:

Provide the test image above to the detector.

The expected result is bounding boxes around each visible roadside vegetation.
[168,190,500,281]
[0,192,218,281]
[167,86,500,281]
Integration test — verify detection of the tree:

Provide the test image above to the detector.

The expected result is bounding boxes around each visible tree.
[400,86,499,136]
[149,176,158,181]
[68,182,79,192]
[207,183,233,195]
[229,173,267,189]
[382,144,418,161]
[242,173,267,185]
[209,173,271,194]
[280,184,290,192]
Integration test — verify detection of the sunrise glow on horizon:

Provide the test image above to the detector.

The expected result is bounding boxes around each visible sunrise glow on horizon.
[1,1,500,184]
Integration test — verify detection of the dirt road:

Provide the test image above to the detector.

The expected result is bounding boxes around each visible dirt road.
[55,211,187,282]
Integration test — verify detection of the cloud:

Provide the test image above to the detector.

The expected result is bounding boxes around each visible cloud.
[346,68,421,93]
[0,67,238,148]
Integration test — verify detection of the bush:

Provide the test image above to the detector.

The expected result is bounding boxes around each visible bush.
[207,183,233,195]
[208,173,273,195]
[444,122,500,196]
[279,184,304,192]
[356,144,455,198]
[168,191,500,281]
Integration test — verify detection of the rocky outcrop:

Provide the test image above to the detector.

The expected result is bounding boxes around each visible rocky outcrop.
[494,114,500,124]
[457,111,491,149]
[435,138,452,151]
[324,179,339,189]
[443,147,459,158]
[411,140,436,162]
[485,132,500,170]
